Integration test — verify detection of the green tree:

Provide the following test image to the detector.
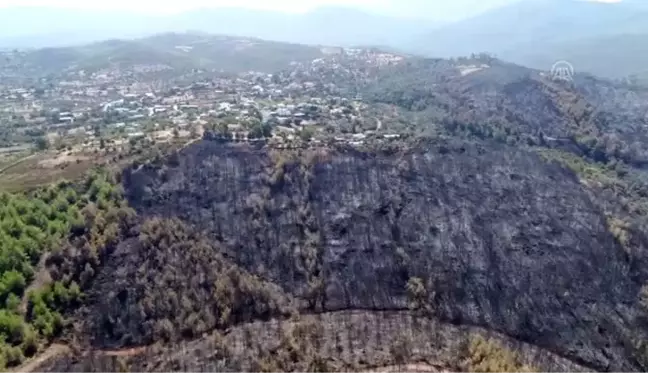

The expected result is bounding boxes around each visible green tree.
[34,136,49,151]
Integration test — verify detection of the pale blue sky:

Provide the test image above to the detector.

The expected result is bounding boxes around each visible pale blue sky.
[0,0,523,21]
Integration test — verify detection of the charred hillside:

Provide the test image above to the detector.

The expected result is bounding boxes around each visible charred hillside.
[80,217,295,349]
[7,42,648,373]
[348,57,648,167]
[115,139,646,371]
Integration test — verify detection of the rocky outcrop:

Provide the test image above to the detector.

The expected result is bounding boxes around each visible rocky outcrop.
[121,140,646,371]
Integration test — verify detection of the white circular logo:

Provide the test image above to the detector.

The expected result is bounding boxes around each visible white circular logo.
[551,60,574,82]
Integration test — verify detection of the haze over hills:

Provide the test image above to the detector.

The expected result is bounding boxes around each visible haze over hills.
[0,5,437,50]
[414,0,647,55]
[2,0,648,80]
[0,7,164,48]
[512,33,648,82]
[0,33,332,79]
[411,0,648,79]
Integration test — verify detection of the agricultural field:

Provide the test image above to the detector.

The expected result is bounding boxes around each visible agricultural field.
[0,137,192,192]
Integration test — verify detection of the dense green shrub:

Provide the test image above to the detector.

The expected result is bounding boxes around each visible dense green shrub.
[0,168,134,367]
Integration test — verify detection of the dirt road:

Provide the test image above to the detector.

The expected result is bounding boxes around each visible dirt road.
[12,344,70,373]
[363,363,448,372]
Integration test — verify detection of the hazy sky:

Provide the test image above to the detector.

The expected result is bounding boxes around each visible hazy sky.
[0,0,521,20]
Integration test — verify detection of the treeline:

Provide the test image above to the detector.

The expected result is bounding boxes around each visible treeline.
[0,169,135,369]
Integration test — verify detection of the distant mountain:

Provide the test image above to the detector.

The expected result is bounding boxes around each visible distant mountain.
[3,2,648,81]
[408,0,648,79]
[162,7,435,48]
[0,33,328,76]
[511,33,648,81]
[413,0,647,56]
[0,6,435,50]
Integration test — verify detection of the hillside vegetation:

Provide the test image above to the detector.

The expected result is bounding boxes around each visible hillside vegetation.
[344,56,648,168]
[1,33,326,77]
[0,170,135,369]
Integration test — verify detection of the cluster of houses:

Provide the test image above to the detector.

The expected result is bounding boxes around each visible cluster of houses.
[0,46,406,152]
